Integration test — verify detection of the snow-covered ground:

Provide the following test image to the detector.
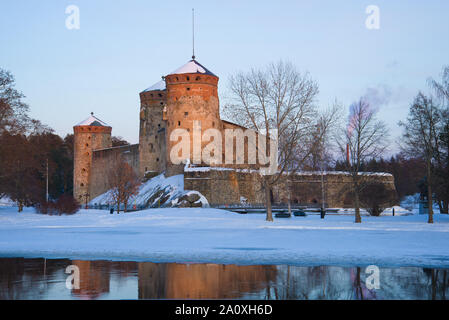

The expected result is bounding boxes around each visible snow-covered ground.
[0,197,14,207]
[0,206,449,268]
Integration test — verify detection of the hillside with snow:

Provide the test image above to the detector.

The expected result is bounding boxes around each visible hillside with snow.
[89,173,208,209]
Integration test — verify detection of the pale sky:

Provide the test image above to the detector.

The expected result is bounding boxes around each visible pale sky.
[1,0,448,154]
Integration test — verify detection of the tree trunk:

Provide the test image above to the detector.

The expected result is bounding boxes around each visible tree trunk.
[427,158,434,223]
[354,190,362,223]
[265,184,273,222]
[117,200,120,214]
[124,199,128,213]
[286,174,292,216]
[18,202,23,213]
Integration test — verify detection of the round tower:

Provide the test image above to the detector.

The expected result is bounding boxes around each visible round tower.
[138,80,167,178]
[73,113,112,203]
[164,59,222,175]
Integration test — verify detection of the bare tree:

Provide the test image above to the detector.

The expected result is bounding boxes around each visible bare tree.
[429,66,449,106]
[0,69,30,135]
[428,66,449,213]
[225,61,339,221]
[336,99,389,223]
[108,156,140,213]
[399,93,441,223]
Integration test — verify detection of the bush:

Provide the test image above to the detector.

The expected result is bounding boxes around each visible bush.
[35,201,55,215]
[35,194,80,215]
[55,194,80,215]
[360,183,398,216]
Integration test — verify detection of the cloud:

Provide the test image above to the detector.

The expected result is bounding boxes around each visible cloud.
[362,84,393,108]
[386,60,399,69]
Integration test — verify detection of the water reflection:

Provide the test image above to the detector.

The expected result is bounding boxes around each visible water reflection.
[138,263,276,299]
[0,258,447,300]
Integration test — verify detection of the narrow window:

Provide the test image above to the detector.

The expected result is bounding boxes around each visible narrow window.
[185,112,188,116]
[187,87,190,91]
[186,76,190,81]
[178,121,181,126]
[196,76,200,81]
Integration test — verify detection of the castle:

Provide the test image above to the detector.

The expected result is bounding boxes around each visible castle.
[73,58,397,208]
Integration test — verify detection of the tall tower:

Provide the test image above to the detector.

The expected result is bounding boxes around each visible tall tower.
[164,59,222,176]
[73,113,112,202]
[138,80,167,177]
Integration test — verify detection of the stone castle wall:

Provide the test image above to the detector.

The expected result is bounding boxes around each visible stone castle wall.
[89,144,140,200]
[73,125,112,202]
[184,168,397,208]
[275,172,397,208]
[164,73,222,176]
[139,90,167,177]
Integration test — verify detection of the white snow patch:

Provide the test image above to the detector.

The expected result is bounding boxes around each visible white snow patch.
[143,80,166,92]
[169,60,207,75]
[76,115,109,127]
[381,206,412,216]
[0,196,15,207]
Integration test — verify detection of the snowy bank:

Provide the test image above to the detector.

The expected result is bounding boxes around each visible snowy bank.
[0,206,449,268]
[0,197,15,207]
[381,206,412,216]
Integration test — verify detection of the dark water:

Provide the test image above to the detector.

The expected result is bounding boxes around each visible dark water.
[0,258,448,300]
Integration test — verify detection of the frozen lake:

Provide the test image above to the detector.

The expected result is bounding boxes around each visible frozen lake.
[0,258,448,300]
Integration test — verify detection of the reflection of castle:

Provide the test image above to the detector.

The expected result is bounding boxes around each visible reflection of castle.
[71,260,110,299]
[72,57,397,207]
[138,263,277,299]
[67,260,277,300]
